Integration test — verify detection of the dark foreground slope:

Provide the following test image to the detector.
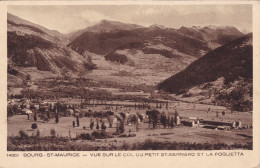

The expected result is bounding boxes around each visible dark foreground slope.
[158,33,252,93]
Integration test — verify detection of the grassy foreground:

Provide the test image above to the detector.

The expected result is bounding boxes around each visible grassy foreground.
[7,135,253,151]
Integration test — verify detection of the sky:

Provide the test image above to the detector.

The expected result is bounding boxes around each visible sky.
[8,5,252,34]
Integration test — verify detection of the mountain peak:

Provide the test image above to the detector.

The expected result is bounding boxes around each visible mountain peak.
[100,19,109,23]
[149,24,165,29]
[98,19,119,25]
[191,26,201,29]
[204,25,218,30]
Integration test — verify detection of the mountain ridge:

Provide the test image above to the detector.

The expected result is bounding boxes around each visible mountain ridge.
[7,13,92,76]
[66,19,144,41]
[158,33,252,93]
[8,13,68,44]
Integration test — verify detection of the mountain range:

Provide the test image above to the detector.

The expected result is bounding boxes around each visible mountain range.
[68,22,244,58]
[7,13,248,86]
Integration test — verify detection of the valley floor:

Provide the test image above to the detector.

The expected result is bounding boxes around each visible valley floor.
[7,105,252,151]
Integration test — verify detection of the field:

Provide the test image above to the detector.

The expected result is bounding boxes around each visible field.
[7,101,252,150]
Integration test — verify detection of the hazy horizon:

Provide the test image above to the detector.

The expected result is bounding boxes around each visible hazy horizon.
[8,5,252,34]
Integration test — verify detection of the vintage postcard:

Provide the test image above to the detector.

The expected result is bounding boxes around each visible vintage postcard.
[0,1,259,168]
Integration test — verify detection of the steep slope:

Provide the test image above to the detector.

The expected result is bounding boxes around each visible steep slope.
[158,33,252,94]
[7,13,91,76]
[8,13,68,44]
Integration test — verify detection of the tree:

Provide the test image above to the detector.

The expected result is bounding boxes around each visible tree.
[161,115,167,129]
[170,116,174,128]
[76,116,80,127]
[90,121,94,130]
[47,111,50,119]
[63,105,67,117]
[21,88,36,100]
[84,55,97,71]
[61,67,69,79]
[107,116,113,128]
[136,122,139,132]
[96,122,100,130]
[167,116,171,128]
[31,123,37,130]
[101,122,106,131]
[119,121,125,133]
[50,129,56,138]
[55,113,59,123]
[7,105,15,117]
[34,113,37,121]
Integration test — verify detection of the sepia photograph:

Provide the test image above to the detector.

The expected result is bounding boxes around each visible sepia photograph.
[6,4,253,151]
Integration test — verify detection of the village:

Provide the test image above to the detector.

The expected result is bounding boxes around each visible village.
[7,77,253,151]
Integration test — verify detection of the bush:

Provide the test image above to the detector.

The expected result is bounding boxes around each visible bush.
[83,61,97,71]
[7,66,19,76]
[118,134,128,138]
[31,123,37,130]
[19,130,28,139]
[36,129,40,137]
[91,131,113,139]
[142,48,175,58]
[100,131,113,138]
[50,129,56,137]
[183,92,192,97]
[128,133,136,137]
[91,131,100,138]
[121,141,130,150]
[78,133,94,140]
[105,53,128,64]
